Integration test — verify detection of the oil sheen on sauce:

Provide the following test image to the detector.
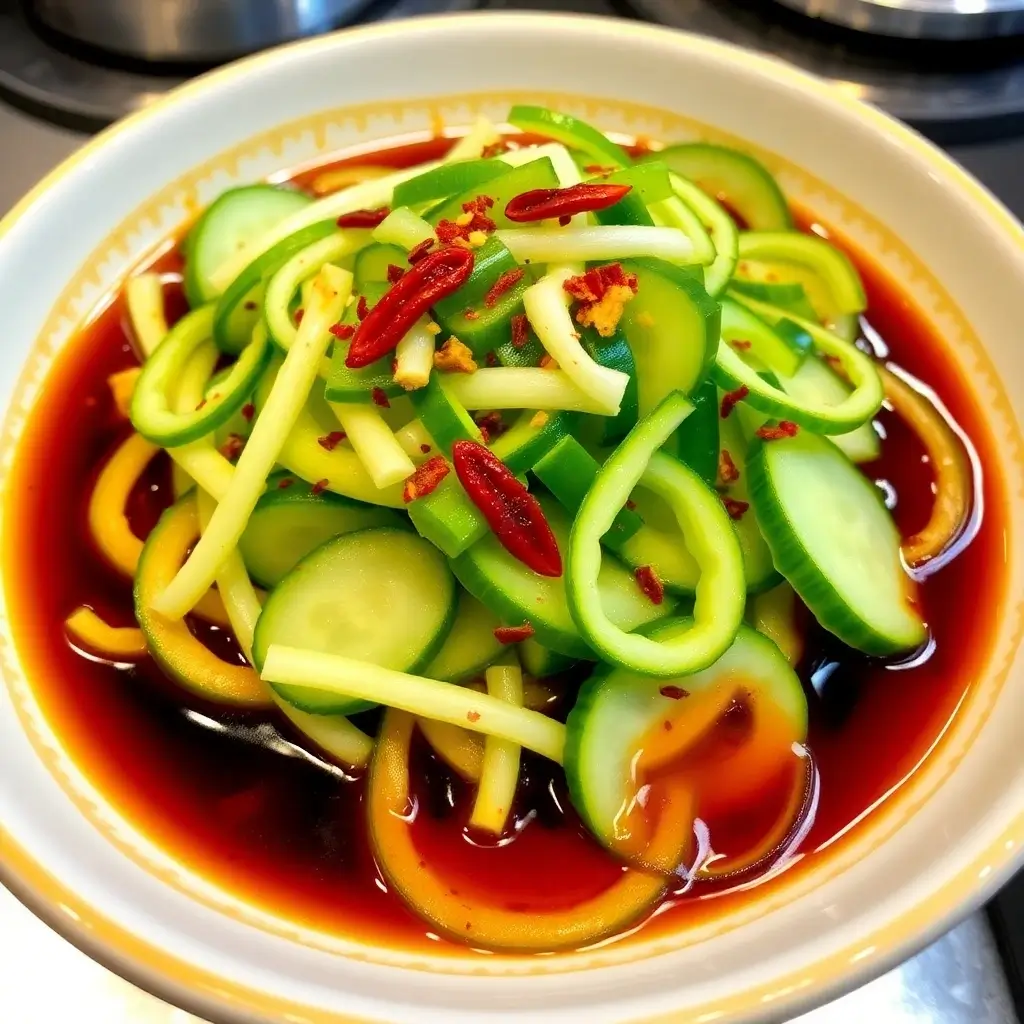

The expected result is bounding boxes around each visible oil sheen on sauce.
[2,136,1010,956]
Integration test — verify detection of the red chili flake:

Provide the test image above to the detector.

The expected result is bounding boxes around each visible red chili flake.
[277,477,295,489]
[356,296,370,321]
[454,440,562,577]
[195,398,207,411]
[466,195,495,212]
[346,247,475,368]
[730,339,752,351]
[485,352,498,367]
[756,421,800,441]
[402,456,450,503]
[419,443,432,454]
[510,313,530,348]
[311,478,329,496]
[474,410,506,441]
[390,357,398,374]
[407,237,435,264]
[584,164,617,175]
[494,623,536,644]
[463,307,480,321]
[558,214,572,227]
[241,402,255,422]
[718,449,740,485]
[386,264,406,284]
[219,434,245,460]
[371,387,390,408]
[243,300,257,311]
[336,206,390,229]
[437,196,496,246]
[478,425,490,444]
[317,430,346,451]
[294,308,304,325]
[483,268,525,308]
[504,183,632,223]
[664,720,673,731]
[466,710,481,723]
[634,565,664,605]
[659,685,689,700]
[481,140,509,158]
[329,322,355,340]
[722,497,750,520]
[436,219,463,245]
[720,385,749,419]
[625,498,637,511]
[563,263,639,337]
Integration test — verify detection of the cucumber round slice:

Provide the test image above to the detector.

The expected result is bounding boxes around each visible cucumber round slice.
[184,185,312,308]
[255,527,456,714]
[654,144,793,231]
[747,429,926,655]
[451,494,674,659]
[507,105,630,169]
[353,242,408,288]
[616,485,700,595]
[238,474,402,588]
[564,621,807,865]
[422,591,504,682]
[666,172,738,296]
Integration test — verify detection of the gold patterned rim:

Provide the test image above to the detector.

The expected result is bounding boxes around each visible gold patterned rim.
[0,12,1021,1024]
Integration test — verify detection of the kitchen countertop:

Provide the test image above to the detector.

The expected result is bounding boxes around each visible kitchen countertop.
[0,83,1021,1023]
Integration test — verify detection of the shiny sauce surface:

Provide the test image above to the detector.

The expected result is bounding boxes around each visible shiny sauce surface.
[2,136,1010,954]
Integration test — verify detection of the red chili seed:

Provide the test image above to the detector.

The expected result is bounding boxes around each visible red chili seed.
[329,323,355,340]
[277,477,294,489]
[660,685,689,700]
[402,456,450,503]
[723,497,750,520]
[494,623,535,644]
[485,352,498,367]
[466,710,481,722]
[294,308,304,325]
[483,268,525,308]
[243,300,257,311]
[453,440,562,577]
[558,214,572,227]
[241,402,255,422]
[356,296,370,321]
[219,434,245,460]
[419,443,432,454]
[317,430,346,451]
[634,565,664,605]
[386,264,406,284]
[584,164,617,175]
[718,449,740,485]
[195,398,207,411]
[346,246,475,368]
[756,421,800,441]
[407,237,436,264]
[730,339,752,351]
[336,206,390,229]
[504,183,633,223]
[720,385,749,419]
[311,478,329,496]
[510,313,530,348]
[625,498,637,511]
[464,308,480,321]
[371,387,390,408]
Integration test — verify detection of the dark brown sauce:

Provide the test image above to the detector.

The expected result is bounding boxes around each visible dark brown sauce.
[2,136,1010,955]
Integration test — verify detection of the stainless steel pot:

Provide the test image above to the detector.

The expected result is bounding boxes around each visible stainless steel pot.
[30,0,371,63]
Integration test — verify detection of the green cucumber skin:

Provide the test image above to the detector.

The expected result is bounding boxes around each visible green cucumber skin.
[487,409,576,475]
[185,185,312,308]
[213,221,338,355]
[257,527,457,715]
[407,475,488,558]
[391,159,505,209]
[674,376,719,487]
[353,243,409,289]
[507,105,630,168]
[663,172,738,297]
[746,431,926,656]
[730,279,818,322]
[408,375,482,455]
[653,144,792,232]
[590,162,674,227]
[580,325,638,446]
[421,591,504,683]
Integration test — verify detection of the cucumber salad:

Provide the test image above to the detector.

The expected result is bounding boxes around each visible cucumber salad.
[68,105,974,952]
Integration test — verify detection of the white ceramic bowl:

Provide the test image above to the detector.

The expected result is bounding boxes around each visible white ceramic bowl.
[0,12,1022,1024]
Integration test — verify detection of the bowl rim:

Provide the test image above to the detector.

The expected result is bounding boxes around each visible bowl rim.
[0,10,1022,1024]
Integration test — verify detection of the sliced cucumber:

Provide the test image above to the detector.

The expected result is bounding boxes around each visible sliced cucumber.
[255,527,457,714]
[580,326,638,446]
[564,621,807,865]
[391,159,505,209]
[408,374,482,454]
[617,484,700,595]
[407,474,488,558]
[422,591,504,682]
[747,429,926,655]
[238,474,401,588]
[487,408,575,474]
[518,637,579,679]
[674,375,719,488]
[654,144,792,231]
[590,162,674,227]
[325,283,405,403]
[451,494,674,659]
[507,105,630,168]
[185,185,312,308]
[665,172,738,296]
[729,279,818,322]
[353,242,408,288]
[721,296,804,379]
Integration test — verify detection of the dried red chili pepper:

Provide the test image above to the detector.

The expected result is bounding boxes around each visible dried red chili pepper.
[504,183,632,223]
[371,387,390,408]
[659,685,689,700]
[756,421,800,441]
[336,206,390,229]
[720,385,749,419]
[403,457,450,503]
[241,402,255,422]
[346,246,475,369]
[722,497,750,520]
[386,264,406,285]
[510,313,530,349]
[317,430,346,451]
[311,479,329,496]
[329,323,355,340]
[493,623,535,644]
[452,440,562,577]
[484,268,525,308]
[407,237,435,264]
[634,565,664,605]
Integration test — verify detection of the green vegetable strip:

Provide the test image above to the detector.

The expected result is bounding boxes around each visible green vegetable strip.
[126,273,168,357]
[196,488,373,768]
[443,368,614,415]
[567,392,746,677]
[373,207,434,251]
[209,163,443,293]
[391,161,505,210]
[668,173,738,296]
[327,401,415,490]
[498,227,695,266]
[393,418,436,462]
[649,196,717,266]
[507,106,630,169]
[443,116,501,163]
[468,660,524,835]
[261,645,566,764]
[153,265,353,619]
[523,270,629,416]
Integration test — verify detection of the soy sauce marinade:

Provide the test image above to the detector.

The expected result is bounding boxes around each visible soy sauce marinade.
[3,135,1009,954]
